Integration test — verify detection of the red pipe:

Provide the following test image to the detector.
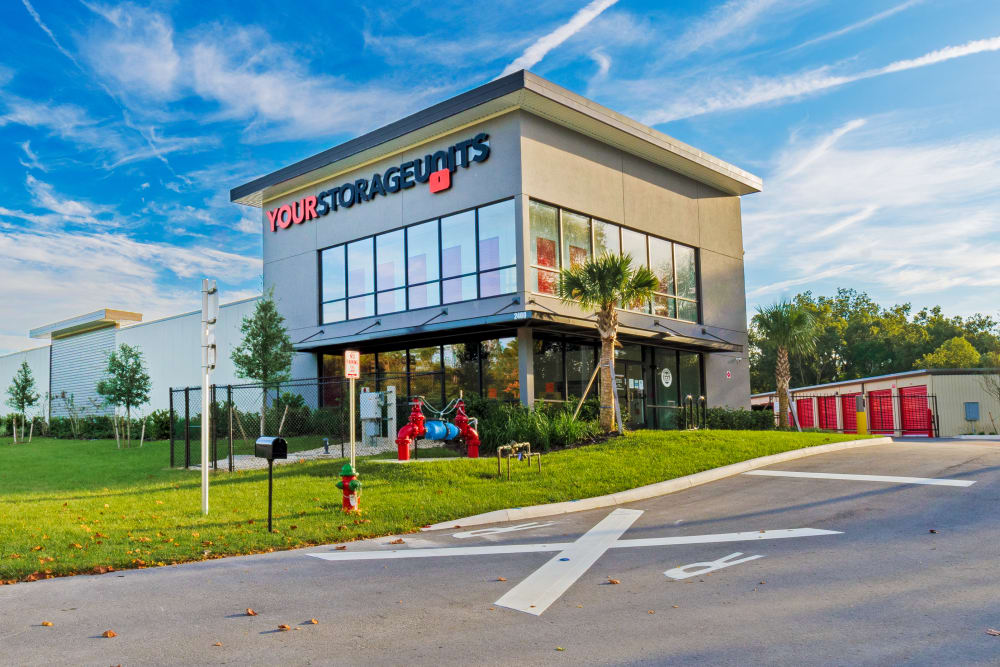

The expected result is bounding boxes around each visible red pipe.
[453,399,480,458]
[396,399,426,460]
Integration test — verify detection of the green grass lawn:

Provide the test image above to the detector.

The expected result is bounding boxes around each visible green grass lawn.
[0,430,868,583]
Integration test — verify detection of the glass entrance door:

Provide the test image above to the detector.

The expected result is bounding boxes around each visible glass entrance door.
[615,360,646,428]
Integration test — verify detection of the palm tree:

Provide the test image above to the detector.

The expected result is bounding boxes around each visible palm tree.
[558,253,658,432]
[752,300,817,429]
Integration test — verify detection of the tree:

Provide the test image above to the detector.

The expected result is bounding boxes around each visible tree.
[231,290,294,435]
[6,361,39,443]
[914,336,981,369]
[96,343,151,447]
[558,253,658,432]
[752,300,816,429]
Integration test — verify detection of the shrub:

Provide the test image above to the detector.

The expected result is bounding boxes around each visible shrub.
[705,407,775,430]
[462,396,600,453]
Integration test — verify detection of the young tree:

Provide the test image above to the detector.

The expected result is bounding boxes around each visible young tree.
[557,253,658,432]
[231,290,294,435]
[96,343,151,447]
[6,361,39,443]
[752,300,817,429]
[914,336,981,369]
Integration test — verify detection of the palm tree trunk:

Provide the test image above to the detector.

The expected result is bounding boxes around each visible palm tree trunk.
[776,345,791,429]
[598,336,616,432]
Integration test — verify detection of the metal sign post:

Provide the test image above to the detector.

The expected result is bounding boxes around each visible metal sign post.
[200,279,218,516]
[345,350,360,469]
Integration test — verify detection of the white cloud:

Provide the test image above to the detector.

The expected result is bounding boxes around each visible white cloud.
[17,141,47,172]
[497,0,619,78]
[672,0,784,59]
[0,226,261,353]
[643,34,1000,123]
[743,117,1000,310]
[25,174,101,222]
[80,2,181,99]
[786,0,923,52]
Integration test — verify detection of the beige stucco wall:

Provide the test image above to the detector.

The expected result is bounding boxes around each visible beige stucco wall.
[930,374,1000,435]
[519,113,750,408]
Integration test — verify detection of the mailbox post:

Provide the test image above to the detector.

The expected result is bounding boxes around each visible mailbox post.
[255,437,288,532]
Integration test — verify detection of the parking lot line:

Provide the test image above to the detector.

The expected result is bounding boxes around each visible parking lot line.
[744,470,975,486]
[495,508,643,616]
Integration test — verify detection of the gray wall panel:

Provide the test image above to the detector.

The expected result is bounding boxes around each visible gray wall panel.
[50,327,115,417]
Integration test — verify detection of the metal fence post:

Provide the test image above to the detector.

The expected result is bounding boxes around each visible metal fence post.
[227,384,234,472]
[169,388,175,468]
[184,387,191,468]
[211,384,218,470]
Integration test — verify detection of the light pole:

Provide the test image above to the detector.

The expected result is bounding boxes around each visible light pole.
[201,279,219,515]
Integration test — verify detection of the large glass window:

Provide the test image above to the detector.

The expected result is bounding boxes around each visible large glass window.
[566,341,597,399]
[561,211,591,270]
[444,342,480,401]
[527,200,700,323]
[533,338,564,401]
[529,201,559,295]
[594,220,620,258]
[320,199,516,323]
[409,346,442,403]
[483,337,519,400]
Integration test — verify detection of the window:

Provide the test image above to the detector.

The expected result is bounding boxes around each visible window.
[529,200,559,295]
[444,342,480,401]
[566,341,597,399]
[482,337,519,400]
[561,210,591,270]
[409,346,442,403]
[319,199,517,323]
[527,199,700,323]
[534,338,564,400]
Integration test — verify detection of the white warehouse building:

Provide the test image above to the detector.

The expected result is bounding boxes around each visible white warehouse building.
[0,298,261,418]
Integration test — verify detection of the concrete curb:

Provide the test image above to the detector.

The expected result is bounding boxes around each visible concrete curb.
[422,436,893,531]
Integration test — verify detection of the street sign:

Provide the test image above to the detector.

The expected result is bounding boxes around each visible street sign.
[345,350,360,379]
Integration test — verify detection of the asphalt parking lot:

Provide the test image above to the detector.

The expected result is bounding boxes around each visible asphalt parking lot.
[2,439,998,665]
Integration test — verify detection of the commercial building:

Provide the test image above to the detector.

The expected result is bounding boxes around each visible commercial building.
[750,368,1000,437]
[229,70,761,428]
[1,71,760,429]
[1,300,257,418]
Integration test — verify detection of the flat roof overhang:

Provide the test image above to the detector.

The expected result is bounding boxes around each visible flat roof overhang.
[29,309,142,339]
[293,310,740,354]
[231,70,762,209]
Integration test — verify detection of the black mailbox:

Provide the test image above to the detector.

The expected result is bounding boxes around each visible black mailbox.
[255,436,288,460]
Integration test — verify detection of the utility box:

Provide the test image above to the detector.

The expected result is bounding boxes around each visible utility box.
[964,402,980,422]
[255,436,288,461]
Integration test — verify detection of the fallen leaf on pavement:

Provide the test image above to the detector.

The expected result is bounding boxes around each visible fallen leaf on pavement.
[555,647,565,651]
[102,630,117,638]
[214,642,223,647]
[307,619,318,624]
[278,624,291,631]
[929,529,938,534]
[496,577,507,582]
[41,621,53,627]
[987,628,1000,636]
[648,610,655,614]
[389,538,404,545]
[335,546,347,551]
[246,608,258,616]
[672,605,679,608]
[607,578,620,585]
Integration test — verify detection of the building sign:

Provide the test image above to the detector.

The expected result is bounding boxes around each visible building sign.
[660,368,673,388]
[266,133,491,233]
[344,350,360,379]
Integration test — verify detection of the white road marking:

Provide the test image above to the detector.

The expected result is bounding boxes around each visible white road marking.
[452,522,556,539]
[664,552,763,580]
[494,508,642,616]
[309,528,841,561]
[744,470,975,487]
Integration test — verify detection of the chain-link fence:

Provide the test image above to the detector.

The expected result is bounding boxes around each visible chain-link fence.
[770,393,939,436]
[168,373,460,470]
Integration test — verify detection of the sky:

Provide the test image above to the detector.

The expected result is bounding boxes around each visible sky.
[2,0,999,354]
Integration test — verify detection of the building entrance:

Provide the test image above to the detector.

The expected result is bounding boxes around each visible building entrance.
[616,360,647,429]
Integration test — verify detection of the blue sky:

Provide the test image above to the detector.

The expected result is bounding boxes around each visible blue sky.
[2,0,999,353]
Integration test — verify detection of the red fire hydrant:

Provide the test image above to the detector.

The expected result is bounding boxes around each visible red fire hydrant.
[335,463,361,512]
[453,399,480,458]
[395,399,427,461]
